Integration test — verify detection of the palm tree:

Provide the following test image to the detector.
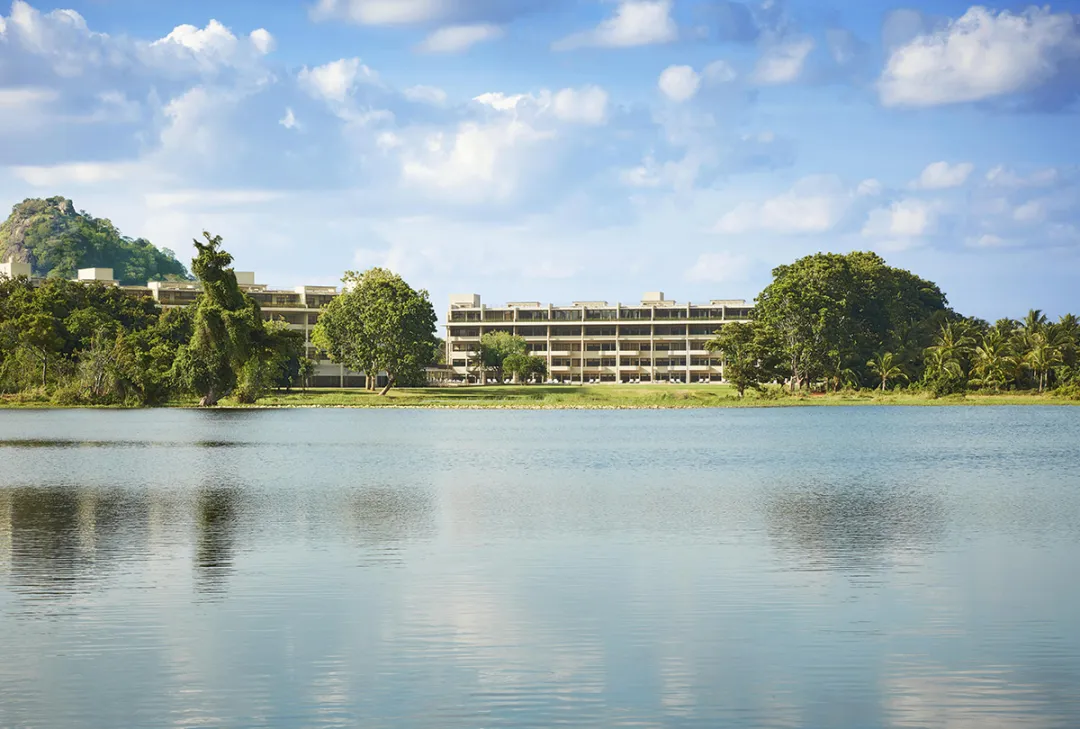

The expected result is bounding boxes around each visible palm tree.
[867,351,907,391]
[925,321,975,380]
[1024,332,1063,393]
[970,329,1014,391]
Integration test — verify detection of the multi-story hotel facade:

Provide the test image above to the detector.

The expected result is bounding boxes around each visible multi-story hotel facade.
[446,292,753,384]
[1,262,367,388]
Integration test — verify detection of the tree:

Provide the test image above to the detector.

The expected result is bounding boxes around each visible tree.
[477,331,527,384]
[970,329,1015,391]
[311,268,437,396]
[923,321,975,395]
[1024,332,1063,393]
[753,252,947,392]
[705,322,764,397]
[297,357,316,392]
[867,351,907,391]
[503,353,548,384]
[172,232,277,406]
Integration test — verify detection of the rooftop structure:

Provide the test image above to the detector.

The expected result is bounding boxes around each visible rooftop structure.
[446,293,753,384]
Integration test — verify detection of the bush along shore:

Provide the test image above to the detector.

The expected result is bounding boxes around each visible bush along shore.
[2,210,1079,408]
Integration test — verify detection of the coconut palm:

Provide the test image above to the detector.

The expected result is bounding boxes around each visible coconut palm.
[1024,332,1063,393]
[924,321,975,379]
[867,351,907,391]
[970,329,1014,391]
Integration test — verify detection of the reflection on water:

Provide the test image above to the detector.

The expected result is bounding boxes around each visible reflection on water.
[0,407,1079,728]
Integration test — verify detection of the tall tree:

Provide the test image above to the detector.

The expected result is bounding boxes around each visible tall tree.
[172,232,278,406]
[867,351,907,391]
[705,322,764,397]
[311,268,437,395]
[477,331,528,384]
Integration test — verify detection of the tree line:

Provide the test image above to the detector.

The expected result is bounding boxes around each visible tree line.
[0,232,439,405]
[707,252,1079,398]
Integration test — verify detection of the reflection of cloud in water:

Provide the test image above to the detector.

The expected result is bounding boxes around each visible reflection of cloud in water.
[765,482,946,573]
[885,663,1067,728]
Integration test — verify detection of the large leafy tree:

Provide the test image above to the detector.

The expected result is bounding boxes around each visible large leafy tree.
[477,331,528,384]
[311,268,437,395]
[753,252,947,391]
[172,232,288,406]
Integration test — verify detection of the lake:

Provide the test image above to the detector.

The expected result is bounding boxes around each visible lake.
[1,407,1078,728]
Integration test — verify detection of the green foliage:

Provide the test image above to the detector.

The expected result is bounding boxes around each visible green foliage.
[172,232,296,405]
[0,197,191,285]
[478,331,528,383]
[753,251,947,391]
[311,268,437,394]
[706,321,766,397]
[867,351,908,391]
[503,353,548,384]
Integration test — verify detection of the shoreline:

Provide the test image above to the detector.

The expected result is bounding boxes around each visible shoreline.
[2,384,1077,410]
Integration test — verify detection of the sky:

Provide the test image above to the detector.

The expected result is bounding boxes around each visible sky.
[1,0,1079,321]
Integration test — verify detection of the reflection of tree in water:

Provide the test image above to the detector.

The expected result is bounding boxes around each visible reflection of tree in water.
[765,482,946,572]
[346,486,435,562]
[194,487,240,595]
[0,487,148,599]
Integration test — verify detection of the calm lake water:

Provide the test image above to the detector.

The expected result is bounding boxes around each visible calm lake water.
[1,407,1079,728]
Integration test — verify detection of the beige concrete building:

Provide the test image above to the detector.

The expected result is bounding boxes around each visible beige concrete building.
[446,292,753,384]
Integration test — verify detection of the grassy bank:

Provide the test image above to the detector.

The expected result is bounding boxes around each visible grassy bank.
[2,384,1078,410]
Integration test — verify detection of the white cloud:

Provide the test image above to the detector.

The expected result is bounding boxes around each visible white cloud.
[0,87,59,108]
[417,23,504,53]
[686,251,750,283]
[553,0,677,50]
[702,60,737,85]
[879,6,1080,107]
[1013,199,1047,223]
[967,233,1008,248]
[715,175,853,234]
[753,36,815,85]
[914,161,974,189]
[856,178,884,196]
[862,199,937,238]
[12,161,143,186]
[310,0,524,26]
[472,86,609,125]
[151,19,239,61]
[551,86,608,125]
[658,65,701,103]
[985,165,1061,188]
[249,28,275,55]
[401,120,555,203]
[279,107,300,130]
[298,58,377,103]
[404,85,449,105]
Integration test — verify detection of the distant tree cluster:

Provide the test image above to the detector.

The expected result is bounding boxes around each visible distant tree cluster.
[1,232,307,406]
[706,252,1080,398]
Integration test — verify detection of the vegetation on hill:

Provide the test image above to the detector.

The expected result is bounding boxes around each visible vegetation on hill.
[0,196,191,285]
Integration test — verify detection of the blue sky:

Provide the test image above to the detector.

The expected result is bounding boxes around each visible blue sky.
[1,0,1079,320]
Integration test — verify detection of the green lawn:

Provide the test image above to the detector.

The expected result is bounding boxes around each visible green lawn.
[3,384,1077,409]
[235,385,1080,409]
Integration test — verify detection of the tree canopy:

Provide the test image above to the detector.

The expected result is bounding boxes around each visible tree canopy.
[311,268,437,395]
[0,197,190,285]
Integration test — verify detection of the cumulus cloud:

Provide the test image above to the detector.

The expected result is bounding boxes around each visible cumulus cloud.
[658,65,701,103]
[914,161,974,189]
[417,23,504,53]
[553,0,677,50]
[473,86,609,125]
[249,28,276,55]
[279,107,300,130]
[753,36,815,85]
[298,58,377,103]
[401,119,555,203]
[702,59,738,84]
[714,175,855,234]
[862,199,938,239]
[985,165,1061,188]
[879,6,1080,108]
[309,0,541,26]
[551,86,609,125]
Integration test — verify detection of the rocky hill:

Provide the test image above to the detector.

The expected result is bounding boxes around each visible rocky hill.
[0,196,191,285]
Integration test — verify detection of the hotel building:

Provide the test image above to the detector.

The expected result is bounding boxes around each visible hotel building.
[1,262,366,388]
[446,292,753,384]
